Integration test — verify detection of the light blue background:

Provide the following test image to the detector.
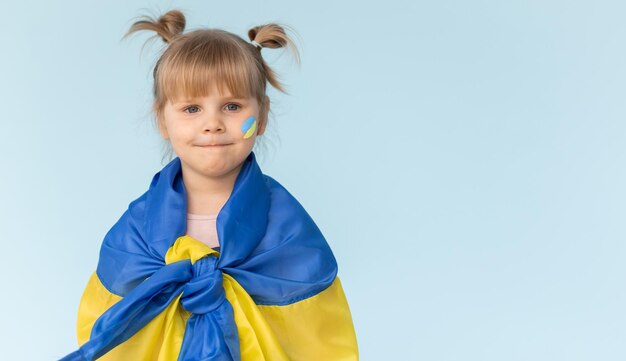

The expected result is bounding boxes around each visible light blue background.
[1,0,624,360]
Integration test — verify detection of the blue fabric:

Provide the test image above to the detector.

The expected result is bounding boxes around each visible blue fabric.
[60,151,338,360]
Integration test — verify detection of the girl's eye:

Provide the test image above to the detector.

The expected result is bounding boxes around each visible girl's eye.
[225,103,241,111]
[184,105,200,114]
[182,103,241,114]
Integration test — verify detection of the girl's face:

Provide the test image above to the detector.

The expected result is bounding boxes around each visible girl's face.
[159,84,267,180]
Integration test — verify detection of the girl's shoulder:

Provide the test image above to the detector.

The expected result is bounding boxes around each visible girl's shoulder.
[262,174,319,226]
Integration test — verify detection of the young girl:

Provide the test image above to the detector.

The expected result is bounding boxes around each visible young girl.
[59,8,358,361]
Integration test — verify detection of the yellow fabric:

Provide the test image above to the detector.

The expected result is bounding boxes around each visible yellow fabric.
[77,272,188,360]
[76,235,359,360]
[257,277,359,361]
[164,235,219,265]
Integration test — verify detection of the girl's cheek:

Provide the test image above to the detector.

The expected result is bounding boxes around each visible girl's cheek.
[240,115,257,139]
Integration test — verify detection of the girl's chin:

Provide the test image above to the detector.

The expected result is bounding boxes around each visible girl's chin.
[186,158,244,177]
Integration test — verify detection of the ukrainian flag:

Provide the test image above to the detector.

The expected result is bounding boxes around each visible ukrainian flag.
[59,151,359,360]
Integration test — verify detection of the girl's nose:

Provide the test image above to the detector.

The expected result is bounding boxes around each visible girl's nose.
[202,112,225,133]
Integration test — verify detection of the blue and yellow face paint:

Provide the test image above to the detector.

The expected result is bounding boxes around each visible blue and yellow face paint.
[241,115,257,139]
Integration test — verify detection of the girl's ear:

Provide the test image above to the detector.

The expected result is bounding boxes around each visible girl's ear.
[257,96,270,136]
[157,118,169,140]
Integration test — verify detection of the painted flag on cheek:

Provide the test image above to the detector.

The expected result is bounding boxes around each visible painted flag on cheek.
[241,115,257,139]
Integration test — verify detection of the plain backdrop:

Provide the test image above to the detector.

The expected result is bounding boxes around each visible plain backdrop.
[1,0,625,360]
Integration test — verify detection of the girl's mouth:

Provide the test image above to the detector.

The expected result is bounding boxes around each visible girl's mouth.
[198,143,232,147]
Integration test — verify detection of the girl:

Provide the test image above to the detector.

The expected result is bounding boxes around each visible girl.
[60,8,358,361]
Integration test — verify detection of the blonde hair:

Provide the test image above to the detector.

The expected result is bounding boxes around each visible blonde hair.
[121,9,301,163]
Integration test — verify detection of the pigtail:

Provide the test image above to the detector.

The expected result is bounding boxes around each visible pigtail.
[122,9,186,44]
[248,23,301,95]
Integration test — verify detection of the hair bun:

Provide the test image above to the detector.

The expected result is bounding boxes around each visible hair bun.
[122,9,186,44]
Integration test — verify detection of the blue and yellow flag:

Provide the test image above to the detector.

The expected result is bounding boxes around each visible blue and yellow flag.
[60,151,359,360]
